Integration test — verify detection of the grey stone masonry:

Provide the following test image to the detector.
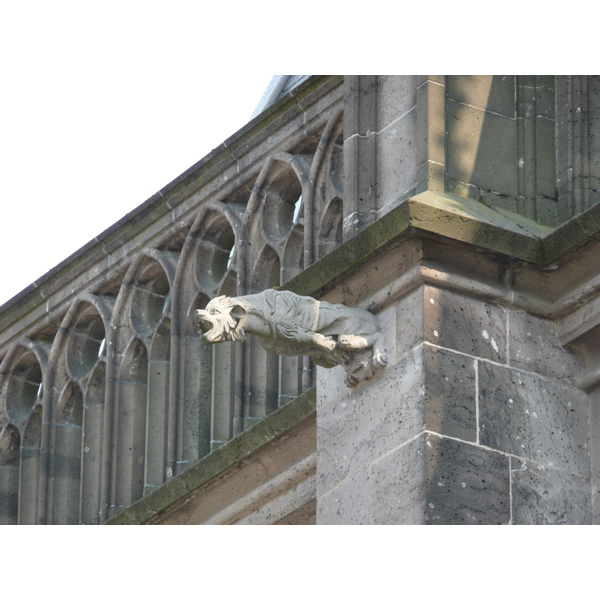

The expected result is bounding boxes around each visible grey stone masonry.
[5,76,600,525]
[316,279,592,525]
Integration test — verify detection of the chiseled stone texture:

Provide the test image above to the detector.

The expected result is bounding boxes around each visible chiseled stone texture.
[396,287,425,357]
[479,362,590,475]
[316,346,425,496]
[315,281,592,525]
[508,309,583,385]
[376,76,424,212]
[317,469,370,525]
[424,345,476,442]
[425,434,510,524]
[424,286,507,362]
[511,459,592,525]
[369,434,427,525]
[590,388,600,524]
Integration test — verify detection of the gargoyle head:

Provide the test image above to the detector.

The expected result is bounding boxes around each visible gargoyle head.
[195,296,247,343]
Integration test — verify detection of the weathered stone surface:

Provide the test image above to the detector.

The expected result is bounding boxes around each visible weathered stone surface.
[369,434,427,525]
[396,287,424,358]
[447,75,516,118]
[508,309,583,385]
[424,345,476,442]
[316,347,425,495]
[107,389,316,524]
[425,286,507,362]
[377,101,420,211]
[590,388,600,523]
[317,469,370,525]
[6,76,600,527]
[316,355,348,409]
[447,99,518,198]
[425,434,510,524]
[479,362,590,475]
[511,459,592,524]
[378,75,420,130]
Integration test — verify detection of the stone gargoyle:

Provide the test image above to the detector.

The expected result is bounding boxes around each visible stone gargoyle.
[195,289,388,387]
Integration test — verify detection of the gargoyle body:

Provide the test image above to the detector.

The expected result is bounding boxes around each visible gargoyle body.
[195,289,388,387]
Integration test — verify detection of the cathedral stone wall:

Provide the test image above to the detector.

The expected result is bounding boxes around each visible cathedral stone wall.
[3,76,600,525]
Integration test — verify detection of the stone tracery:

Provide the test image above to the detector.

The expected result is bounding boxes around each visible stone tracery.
[0,106,346,523]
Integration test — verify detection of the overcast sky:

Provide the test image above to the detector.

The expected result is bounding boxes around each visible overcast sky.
[0,4,276,307]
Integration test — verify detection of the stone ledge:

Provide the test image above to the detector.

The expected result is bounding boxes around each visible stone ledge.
[282,189,600,301]
[106,386,316,525]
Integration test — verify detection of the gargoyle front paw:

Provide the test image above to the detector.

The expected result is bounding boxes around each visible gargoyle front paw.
[337,334,368,350]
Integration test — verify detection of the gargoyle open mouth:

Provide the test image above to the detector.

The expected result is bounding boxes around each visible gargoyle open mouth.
[198,318,213,335]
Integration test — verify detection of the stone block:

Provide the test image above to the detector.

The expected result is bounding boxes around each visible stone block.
[369,434,427,524]
[447,99,517,197]
[424,345,476,443]
[377,103,419,210]
[535,115,557,199]
[375,302,398,368]
[425,434,510,524]
[508,310,583,385]
[316,346,425,495]
[316,358,349,409]
[478,362,590,475]
[590,388,600,523]
[396,287,424,358]
[447,76,516,118]
[378,76,418,130]
[511,459,592,524]
[317,469,370,525]
[425,286,507,362]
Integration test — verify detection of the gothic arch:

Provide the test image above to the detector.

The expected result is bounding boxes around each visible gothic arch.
[170,201,244,466]
[42,293,112,524]
[0,339,46,426]
[105,250,176,515]
[0,339,47,524]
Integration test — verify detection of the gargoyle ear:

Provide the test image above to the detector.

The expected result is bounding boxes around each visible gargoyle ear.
[231,304,246,320]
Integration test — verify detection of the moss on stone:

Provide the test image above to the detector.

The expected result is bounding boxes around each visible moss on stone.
[107,387,316,525]
[283,189,600,303]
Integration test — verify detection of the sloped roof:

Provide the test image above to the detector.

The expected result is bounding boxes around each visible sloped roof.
[251,76,310,118]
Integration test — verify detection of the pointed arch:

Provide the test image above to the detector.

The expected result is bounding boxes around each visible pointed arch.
[318,196,344,260]
[43,294,112,524]
[239,153,310,294]
[309,109,344,263]
[0,341,46,423]
[105,249,177,515]
[170,201,244,473]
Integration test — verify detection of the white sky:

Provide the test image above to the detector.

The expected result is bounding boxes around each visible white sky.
[0,3,276,307]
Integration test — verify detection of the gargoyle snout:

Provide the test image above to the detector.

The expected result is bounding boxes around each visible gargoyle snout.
[195,309,213,334]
